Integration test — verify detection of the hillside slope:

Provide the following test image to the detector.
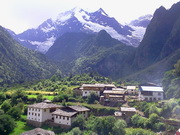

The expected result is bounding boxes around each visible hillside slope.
[133,2,180,69]
[46,30,136,79]
[0,26,60,85]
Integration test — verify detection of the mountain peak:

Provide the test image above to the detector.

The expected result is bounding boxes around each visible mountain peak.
[153,6,167,17]
[96,8,108,16]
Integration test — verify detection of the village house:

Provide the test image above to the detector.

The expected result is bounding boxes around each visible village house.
[138,86,164,101]
[126,86,138,95]
[27,102,63,127]
[21,128,55,135]
[27,102,90,127]
[100,88,127,106]
[52,106,90,127]
[79,83,116,97]
[114,107,137,123]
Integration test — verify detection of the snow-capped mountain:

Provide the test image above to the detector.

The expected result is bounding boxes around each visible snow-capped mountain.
[16,8,149,53]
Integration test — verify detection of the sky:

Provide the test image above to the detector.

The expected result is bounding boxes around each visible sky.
[0,0,179,34]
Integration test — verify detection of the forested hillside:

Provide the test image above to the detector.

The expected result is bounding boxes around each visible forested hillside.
[46,30,136,80]
[0,26,60,85]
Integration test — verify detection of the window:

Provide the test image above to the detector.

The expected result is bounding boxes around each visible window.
[38,114,40,116]
[44,109,46,112]
[158,92,161,96]
[32,113,34,115]
[29,112,30,115]
[63,116,65,120]
[59,116,61,119]
[67,117,69,120]
[35,113,37,116]
[56,115,58,118]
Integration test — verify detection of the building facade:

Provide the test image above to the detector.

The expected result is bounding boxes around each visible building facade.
[115,107,137,123]
[80,84,116,97]
[139,86,164,101]
[52,106,90,127]
[27,102,89,127]
[27,102,62,127]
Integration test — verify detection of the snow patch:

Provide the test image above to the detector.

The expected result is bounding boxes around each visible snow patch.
[41,26,55,33]
[29,36,56,53]
[129,25,146,41]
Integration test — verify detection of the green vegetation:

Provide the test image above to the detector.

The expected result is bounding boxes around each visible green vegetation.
[162,59,180,98]
[0,26,60,85]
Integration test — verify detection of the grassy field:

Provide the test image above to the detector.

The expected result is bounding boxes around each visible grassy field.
[25,91,57,95]
[10,115,34,135]
[27,95,55,100]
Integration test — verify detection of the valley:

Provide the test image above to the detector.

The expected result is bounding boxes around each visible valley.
[0,1,179,135]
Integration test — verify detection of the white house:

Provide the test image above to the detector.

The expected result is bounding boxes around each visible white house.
[80,83,116,97]
[139,86,164,101]
[27,102,62,127]
[52,105,90,127]
[126,86,137,95]
[27,102,90,127]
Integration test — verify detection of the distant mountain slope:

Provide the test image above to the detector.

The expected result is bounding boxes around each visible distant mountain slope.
[14,8,142,53]
[0,26,60,85]
[46,30,136,79]
[133,2,180,70]
[129,15,152,28]
[124,49,180,83]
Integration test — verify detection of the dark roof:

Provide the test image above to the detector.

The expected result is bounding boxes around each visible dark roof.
[28,102,63,109]
[52,109,77,117]
[21,128,55,135]
[68,106,90,112]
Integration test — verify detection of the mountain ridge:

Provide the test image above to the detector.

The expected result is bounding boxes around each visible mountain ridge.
[12,7,149,53]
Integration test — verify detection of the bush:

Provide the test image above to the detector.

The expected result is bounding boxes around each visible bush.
[0,114,16,135]
[87,92,99,104]
[153,122,166,131]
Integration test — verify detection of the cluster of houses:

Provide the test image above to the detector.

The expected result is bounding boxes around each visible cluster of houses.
[24,82,165,134]
[74,82,164,106]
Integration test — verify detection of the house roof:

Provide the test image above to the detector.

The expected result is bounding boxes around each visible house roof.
[127,86,136,90]
[21,128,55,135]
[52,109,77,117]
[112,88,125,91]
[68,106,90,112]
[103,90,125,94]
[28,102,63,109]
[109,95,124,98]
[81,84,115,88]
[121,107,136,112]
[140,86,163,92]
